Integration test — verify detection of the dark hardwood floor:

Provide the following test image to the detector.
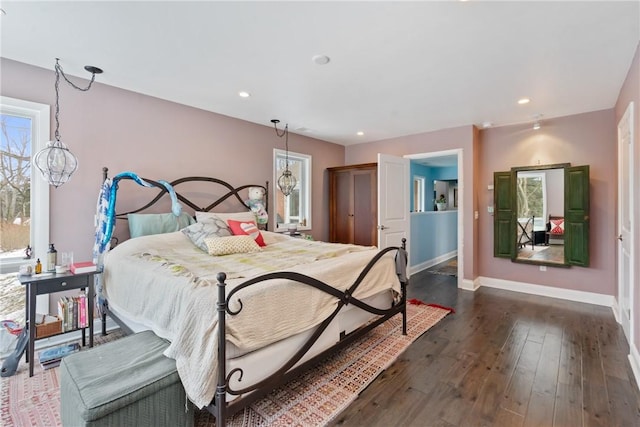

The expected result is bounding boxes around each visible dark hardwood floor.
[330,261,640,426]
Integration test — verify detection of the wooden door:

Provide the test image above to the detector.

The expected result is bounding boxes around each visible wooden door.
[332,170,352,244]
[352,169,377,246]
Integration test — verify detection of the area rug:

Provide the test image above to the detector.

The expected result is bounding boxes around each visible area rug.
[427,258,458,277]
[1,304,452,426]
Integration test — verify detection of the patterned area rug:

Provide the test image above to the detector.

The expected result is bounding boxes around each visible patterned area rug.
[427,258,458,277]
[1,304,451,426]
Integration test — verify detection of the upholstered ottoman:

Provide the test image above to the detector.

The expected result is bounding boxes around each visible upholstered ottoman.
[60,330,193,427]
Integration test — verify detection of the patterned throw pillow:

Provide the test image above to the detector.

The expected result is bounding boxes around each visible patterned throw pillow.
[550,218,565,235]
[227,219,266,247]
[181,218,232,251]
[204,235,261,256]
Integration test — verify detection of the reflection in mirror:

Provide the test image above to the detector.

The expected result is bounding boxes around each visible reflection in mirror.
[515,167,565,265]
[433,179,458,211]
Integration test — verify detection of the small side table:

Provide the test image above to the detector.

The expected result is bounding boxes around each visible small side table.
[18,270,98,377]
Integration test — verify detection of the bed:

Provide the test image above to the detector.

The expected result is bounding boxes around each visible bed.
[97,168,408,426]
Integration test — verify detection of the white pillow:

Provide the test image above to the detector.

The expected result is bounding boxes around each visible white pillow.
[195,211,256,225]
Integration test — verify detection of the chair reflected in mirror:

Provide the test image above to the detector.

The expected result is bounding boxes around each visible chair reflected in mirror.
[517,216,534,250]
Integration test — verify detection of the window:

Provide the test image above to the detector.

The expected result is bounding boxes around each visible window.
[1,97,50,321]
[273,149,311,231]
[516,172,547,231]
[413,176,425,212]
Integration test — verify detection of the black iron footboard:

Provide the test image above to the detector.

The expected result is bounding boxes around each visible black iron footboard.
[209,240,408,426]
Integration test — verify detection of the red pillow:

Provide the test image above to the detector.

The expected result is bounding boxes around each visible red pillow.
[227,219,266,247]
[550,218,564,235]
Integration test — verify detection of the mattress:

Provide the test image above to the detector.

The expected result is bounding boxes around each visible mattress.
[102,231,400,408]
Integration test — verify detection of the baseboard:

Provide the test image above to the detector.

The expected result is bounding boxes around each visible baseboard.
[409,250,457,276]
[612,298,621,324]
[460,277,480,291]
[477,276,616,308]
[629,343,640,388]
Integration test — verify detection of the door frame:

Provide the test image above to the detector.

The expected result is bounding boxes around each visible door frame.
[406,148,463,288]
[617,101,635,343]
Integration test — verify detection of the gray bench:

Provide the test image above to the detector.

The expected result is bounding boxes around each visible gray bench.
[60,330,193,427]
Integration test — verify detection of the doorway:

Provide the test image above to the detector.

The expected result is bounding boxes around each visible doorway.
[406,149,463,288]
[617,101,634,342]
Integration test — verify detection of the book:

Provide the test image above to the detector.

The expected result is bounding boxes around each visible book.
[41,359,61,370]
[70,261,97,274]
[38,342,80,364]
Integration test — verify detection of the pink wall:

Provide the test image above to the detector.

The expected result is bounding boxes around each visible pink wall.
[614,42,640,353]
[1,58,345,259]
[478,110,617,295]
[345,125,478,280]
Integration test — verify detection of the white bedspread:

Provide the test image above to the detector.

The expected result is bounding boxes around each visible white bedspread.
[102,231,400,408]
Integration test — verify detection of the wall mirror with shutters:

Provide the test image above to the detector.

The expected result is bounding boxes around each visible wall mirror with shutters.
[493,163,590,267]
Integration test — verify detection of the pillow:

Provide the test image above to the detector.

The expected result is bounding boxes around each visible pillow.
[550,218,565,235]
[195,211,256,225]
[227,219,266,247]
[181,218,232,251]
[204,235,261,256]
[128,212,195,238]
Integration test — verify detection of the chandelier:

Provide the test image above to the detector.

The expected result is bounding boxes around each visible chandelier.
[33,58,102,188]
[271,119,297,196]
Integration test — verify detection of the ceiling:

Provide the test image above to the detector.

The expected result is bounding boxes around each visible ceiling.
[1,1,638,146]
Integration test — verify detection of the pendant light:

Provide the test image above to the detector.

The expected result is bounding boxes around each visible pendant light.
[33,58,102,188]
[271,119,297,196]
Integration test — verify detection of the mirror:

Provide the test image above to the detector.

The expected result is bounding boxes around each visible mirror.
[493,163,589,267]
[513,165,567,265]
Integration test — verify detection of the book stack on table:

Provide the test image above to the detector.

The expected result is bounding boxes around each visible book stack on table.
[38,342,80,370]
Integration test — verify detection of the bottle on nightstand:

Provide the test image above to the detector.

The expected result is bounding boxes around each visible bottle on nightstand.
[47,244,57,272]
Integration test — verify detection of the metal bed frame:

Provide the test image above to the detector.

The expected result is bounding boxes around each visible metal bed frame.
[99,167,408,426]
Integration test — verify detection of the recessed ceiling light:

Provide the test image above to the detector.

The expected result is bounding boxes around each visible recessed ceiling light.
[518,98,531,105]
[357,131,364,136]
[312,55,330,65]
[238,91,250,98]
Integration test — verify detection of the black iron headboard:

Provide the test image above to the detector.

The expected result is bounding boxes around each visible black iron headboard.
[102,166,268,225]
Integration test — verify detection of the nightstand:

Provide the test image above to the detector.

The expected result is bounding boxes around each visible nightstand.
[18,270,98,377]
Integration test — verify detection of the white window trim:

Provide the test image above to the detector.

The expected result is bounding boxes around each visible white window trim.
[273,149,312,231]
[1,96,50,266]
[413,175,425,212]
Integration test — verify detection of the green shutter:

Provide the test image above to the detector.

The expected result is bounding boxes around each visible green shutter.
[494,171,515,258]
[565,165,590,266]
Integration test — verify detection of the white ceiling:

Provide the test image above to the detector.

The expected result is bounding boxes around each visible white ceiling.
[1,1,638,146]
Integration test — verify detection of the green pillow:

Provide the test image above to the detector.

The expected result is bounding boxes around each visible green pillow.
[127,212,195,238]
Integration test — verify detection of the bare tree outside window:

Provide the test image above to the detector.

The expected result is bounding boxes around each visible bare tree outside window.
[1,113,31,323]
[1,114,32,250]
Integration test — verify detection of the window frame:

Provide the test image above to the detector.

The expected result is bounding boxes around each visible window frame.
[413,175,425,212]
[0,96,50,272]
[516,171,547,231]
[273,148,312,231]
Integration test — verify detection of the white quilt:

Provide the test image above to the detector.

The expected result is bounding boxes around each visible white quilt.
[102,231,400,408]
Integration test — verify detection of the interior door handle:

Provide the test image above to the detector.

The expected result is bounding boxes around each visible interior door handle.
[618,234,623,241]
[377,225,387,230]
